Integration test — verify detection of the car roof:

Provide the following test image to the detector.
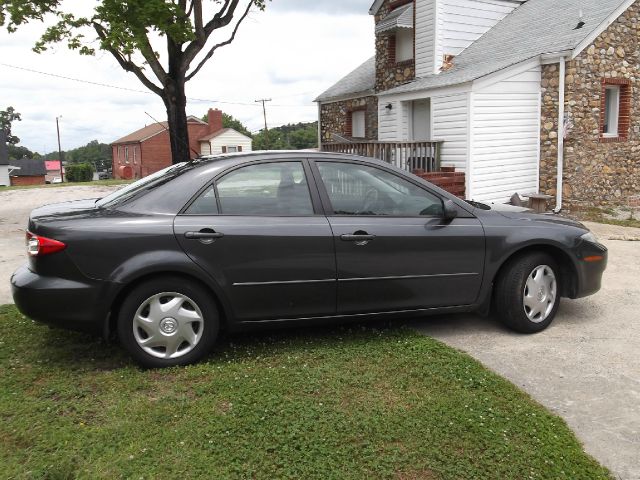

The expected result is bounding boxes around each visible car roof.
[195,150,383,167]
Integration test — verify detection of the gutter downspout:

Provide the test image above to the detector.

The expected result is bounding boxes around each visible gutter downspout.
[554,56,566,213]
[317,102,322,152]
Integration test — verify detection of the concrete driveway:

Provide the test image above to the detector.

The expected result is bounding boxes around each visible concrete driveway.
[412,222,640,480]
[1,186,638,478]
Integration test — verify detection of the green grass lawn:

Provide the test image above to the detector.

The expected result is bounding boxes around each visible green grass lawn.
[0,305,610,480]
[0,179,132,191]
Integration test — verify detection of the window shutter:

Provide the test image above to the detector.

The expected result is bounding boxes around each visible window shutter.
[238,146,243,152]
[345,112,353,137]
[222,146,227,153]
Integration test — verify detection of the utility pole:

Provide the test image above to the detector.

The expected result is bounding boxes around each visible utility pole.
[256,98,271,150]
[255,98,272,132]
[56,116,65,182]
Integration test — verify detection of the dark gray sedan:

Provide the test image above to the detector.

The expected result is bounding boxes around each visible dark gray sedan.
[11,152,607,367]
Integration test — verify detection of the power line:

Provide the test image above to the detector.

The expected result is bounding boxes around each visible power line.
[1,62,317,108]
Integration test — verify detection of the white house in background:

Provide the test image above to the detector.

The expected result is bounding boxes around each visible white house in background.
[317,0,640,207]
[199,128,253,155]
[0,131,10,187]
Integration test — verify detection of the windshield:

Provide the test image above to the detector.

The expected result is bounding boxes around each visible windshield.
[96,163,189,207]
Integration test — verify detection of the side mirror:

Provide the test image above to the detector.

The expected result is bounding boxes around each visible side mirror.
[443,199,458,221]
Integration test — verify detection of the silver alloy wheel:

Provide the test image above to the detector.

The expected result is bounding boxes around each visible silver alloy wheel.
[523,265,557,323]
[133,292,204,359]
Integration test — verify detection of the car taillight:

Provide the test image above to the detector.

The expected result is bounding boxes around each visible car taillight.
[26,232,67,257]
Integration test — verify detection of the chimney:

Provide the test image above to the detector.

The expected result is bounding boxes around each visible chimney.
[208,108,223,134]
[441,54,455,72]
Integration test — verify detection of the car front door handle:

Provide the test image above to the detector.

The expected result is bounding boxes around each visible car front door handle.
[340,231,376,245]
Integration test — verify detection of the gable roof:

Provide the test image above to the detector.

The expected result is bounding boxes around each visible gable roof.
[198,128,252,142]
[315,57,376,103]
[320,0,630,101]
[112,116,207,145]
[0,131,8,166]
[10,158,46,176]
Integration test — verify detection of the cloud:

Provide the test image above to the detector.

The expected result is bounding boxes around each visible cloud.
[269,0,371,14]
[1,4,373,151]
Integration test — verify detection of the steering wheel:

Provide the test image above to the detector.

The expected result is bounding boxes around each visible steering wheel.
[362,188,379,214]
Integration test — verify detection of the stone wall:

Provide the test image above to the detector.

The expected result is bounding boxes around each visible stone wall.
[375,35,416,92]
[540,2,640,209]
[374,0,415,92]
[320,96,379,144]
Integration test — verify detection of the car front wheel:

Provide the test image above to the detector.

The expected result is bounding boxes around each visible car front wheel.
[494,253,561,333]
[117,276,219,368]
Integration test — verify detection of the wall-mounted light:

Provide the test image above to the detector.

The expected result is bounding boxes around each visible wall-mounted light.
[385,103,393,110]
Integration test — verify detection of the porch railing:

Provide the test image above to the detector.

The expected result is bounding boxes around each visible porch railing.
[321,140,444,173]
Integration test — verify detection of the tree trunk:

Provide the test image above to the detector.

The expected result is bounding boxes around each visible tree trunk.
[163,78,191,165]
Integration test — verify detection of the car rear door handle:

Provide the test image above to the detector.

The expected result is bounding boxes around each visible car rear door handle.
[184,229,224,241]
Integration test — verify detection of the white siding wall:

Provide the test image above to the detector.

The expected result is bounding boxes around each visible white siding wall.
[208,130,253,155]
[415,0,436,77]
[0,165,9,187]
[469,65,541,203]
[432,92,469,171]
[378,100,400,141]
[435,0,520,72]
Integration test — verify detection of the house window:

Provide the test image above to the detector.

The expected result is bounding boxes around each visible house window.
[125,146,130,164]
[227,146,238,153]
[133,147,137,164]
[395,28,414,63]
[603,86,620,137]
[601,79,631,141]
[351,110,366,138]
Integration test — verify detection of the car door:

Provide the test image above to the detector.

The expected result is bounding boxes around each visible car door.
[311,159,485,315]
[173,160,336,323]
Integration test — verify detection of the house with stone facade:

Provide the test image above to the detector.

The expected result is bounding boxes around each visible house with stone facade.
[316,0,640,208]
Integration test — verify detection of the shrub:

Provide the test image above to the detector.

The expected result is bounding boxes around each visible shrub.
[66,163,94,182]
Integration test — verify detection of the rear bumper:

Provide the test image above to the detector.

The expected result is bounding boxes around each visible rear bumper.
[11,264,111,336]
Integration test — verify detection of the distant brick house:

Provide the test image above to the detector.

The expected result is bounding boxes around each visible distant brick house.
[317,0,640,209]
[9,158,47,186]
[111,109,252,180]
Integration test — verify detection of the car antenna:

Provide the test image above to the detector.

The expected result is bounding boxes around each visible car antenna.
[144,111,200,158]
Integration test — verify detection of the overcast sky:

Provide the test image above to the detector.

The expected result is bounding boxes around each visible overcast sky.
[0,1,373,153]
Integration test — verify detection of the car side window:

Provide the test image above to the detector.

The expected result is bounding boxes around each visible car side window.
[185,185,218,215]
[317,162,444,217]
[216,162,314,216]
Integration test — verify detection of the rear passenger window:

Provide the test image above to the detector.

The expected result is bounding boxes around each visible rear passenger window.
[216,162,314,216]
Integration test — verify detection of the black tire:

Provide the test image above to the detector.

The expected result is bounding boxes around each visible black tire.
[494,252,561,333]
[117,276,219,368]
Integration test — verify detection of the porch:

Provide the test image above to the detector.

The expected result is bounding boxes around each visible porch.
[321,140,465,198]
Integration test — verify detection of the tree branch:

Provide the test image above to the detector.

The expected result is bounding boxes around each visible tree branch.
[138,33,168,85]
[181,0,237,69]
[93,22,164,96]
[185,0,252,82]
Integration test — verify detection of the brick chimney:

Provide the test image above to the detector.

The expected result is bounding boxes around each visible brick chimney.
[208,108,223,134]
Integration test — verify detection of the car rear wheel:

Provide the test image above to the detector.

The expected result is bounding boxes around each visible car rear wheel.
[117,276,219,368]
[494,253,560,333]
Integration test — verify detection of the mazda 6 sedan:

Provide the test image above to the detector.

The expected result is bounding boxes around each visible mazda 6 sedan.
[11,152,607,368]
